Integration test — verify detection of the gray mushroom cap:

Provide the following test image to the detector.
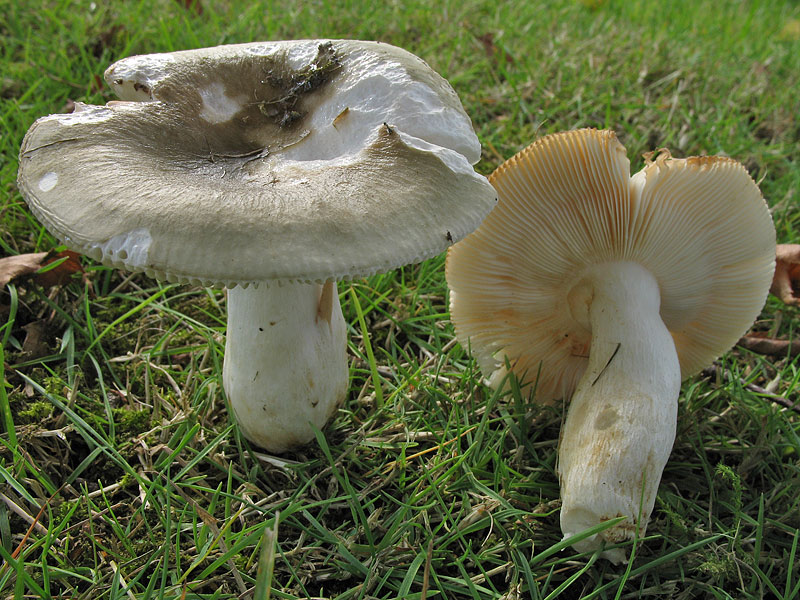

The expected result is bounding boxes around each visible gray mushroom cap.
[17,40,496,287]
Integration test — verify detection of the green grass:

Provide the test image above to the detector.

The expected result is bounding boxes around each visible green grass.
[2,0,800,598]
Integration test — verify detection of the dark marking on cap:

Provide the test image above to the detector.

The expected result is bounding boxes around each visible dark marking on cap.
[256,41,342,130]
[142,42,345,163]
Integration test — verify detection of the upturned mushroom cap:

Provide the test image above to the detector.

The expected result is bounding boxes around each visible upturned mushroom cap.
[18,40,496,287]
[446,129,776,400]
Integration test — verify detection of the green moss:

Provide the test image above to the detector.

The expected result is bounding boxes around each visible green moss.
[53,498,89,525]
[696,555,736,580]
[44,375,65,396]
[119,472,137,489]
[7,390,25,405]
[233,553,249,571]
[111,407,151,437]
[18,400,52,423]
[715,463,743,513]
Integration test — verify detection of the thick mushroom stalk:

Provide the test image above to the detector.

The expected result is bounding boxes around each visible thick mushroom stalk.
[559,261,679,563]
[223,281,347,453]
[446,129,776,563]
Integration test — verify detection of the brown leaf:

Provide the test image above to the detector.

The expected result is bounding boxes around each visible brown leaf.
[738,334,800,358]
[34,251,84,288]
[0,250,84,289]
[770,244,800,306]
[22,320,50,360]
[0,252,48,287]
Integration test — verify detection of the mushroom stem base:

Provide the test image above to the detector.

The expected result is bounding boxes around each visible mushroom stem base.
[559,261,680,563]
[223,281,348,453]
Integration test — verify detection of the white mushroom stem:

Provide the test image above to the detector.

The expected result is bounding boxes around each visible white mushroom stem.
[559,261,680,563]
[222,280,348,453]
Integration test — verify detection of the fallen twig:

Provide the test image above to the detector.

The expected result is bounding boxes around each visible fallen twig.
[701,364,799,413]
[738,335,800,358]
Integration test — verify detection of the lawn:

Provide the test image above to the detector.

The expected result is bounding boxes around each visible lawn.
[1,0,799,598]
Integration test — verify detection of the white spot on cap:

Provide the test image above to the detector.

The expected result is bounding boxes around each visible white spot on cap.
[39,172,58,192]
[198,83,243,124]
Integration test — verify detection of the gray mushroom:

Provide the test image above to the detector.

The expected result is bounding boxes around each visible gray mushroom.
[18,40,496,452]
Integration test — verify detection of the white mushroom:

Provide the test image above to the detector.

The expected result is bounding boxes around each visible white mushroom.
[446,129,775,562]
[17,40,497,453]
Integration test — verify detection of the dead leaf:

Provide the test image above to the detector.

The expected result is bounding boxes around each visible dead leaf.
[34,251,84,288]
[738,334,800,358]
[770,244,800,306]
[22,320,50,359]
[0,253,48,287]
[0,250,84,289]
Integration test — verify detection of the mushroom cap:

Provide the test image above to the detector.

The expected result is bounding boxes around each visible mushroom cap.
[446,129,776,401]
[17,40,496,287]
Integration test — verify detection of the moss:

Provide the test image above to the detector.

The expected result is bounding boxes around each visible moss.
[696,555,736,580]
[18,400,53,423]
[233,553,250,571]
[44,375,66,396]
[7,390,25,405]
[715,463,743,513]
[53,497,90,525]
[119,472,137,489]
[111,407,151,437]
[174,292,222,322]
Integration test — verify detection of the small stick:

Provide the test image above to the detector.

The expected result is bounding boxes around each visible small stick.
[0,492,48,536]
[701,364,799,414]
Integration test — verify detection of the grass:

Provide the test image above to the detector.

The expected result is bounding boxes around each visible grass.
[1,0,800,597]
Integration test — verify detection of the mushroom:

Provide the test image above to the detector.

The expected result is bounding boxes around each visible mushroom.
[17,40,497,453]
[446,129,775,562]
[770,244,800,305]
